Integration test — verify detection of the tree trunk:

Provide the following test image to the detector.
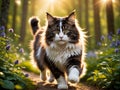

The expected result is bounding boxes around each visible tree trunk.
[12,0,17,31]
[93,0,101,44]
[85,0,90,43]
[77,0,83,26]
[0,0,10,32]
[106,0,115,34]
[31,0,36,15]
[19,0,28,42]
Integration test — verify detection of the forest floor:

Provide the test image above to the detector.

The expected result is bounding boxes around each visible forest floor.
[25,71,102,90]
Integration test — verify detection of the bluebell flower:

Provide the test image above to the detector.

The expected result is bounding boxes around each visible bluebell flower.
[115,48,119,53]
[0,26,5,31]
[100,35,105,41]
[19,48,24,53]
[107,34,112,41]
[24,73,29,77]
[0,32,6,37]
[8,28,14,33]
[87,51,97,58]
[14,60,19,64]
[115,40,120,47]
[117,28,120,35]
[97,42,102,46]
[6,44,11,50]
[110,41,116,47]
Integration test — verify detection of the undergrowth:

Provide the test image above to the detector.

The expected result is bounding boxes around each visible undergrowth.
[83,29,120,90]
[0,26,35,90]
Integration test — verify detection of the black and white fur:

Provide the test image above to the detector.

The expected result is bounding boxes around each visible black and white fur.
[29,11,86,89]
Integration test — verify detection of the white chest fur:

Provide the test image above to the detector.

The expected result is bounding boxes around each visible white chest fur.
[46,43,82,70]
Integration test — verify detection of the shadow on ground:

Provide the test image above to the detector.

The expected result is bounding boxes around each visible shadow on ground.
[35,81,101,90]
[24,71,102,90]
[36,82,77,90]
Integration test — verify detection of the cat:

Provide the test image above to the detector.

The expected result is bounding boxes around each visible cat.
[29,11,86,89]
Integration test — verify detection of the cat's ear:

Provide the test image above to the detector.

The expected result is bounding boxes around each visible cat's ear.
[67,11,75,21]
[46,12,54,23]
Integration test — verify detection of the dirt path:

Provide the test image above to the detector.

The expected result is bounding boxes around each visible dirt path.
[25,71,101,90]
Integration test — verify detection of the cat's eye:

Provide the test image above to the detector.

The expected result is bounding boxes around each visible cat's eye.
[62,26,68,29]
[53,30,59,33]
[63,30,69,34]
[62,26,65,29]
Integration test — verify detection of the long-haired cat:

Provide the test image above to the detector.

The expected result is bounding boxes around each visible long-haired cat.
[29,11,86,89]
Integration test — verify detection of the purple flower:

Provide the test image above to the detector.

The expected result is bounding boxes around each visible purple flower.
[115,40,120,47]
[14,60,19,64]
[87,51,97,58]
[108,34,112,41]
[6,44,11,50]
[115,48,119,53]
[8,28,14,33]
[117,28,120,35]
[97,42,102,46]
[0,32,6,37]
[24,73,29,77]
[110,41,116,47]
[19,48,24,53]
[0,26,5,31]
[100,35,105,41]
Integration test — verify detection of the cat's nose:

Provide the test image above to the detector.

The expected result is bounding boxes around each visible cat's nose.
[59,32,64,39]
[59,36,63,39]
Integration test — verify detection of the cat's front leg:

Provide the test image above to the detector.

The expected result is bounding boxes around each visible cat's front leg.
[57,75,68,89]
[45,59,68,89]
[66,55,82,83]
[68,66,80,83]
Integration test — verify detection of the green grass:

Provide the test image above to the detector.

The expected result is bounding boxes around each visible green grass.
[20,60,40,75]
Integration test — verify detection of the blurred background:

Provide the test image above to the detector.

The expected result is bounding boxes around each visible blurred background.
[0,0,120,89]
[0,0,120,51]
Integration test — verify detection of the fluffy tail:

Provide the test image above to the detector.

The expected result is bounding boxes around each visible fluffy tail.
[29,17,40,35]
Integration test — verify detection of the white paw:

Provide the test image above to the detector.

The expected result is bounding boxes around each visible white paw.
[68,74,79,83]
[57,76,68,89]
[58,84,68,89]
[68,68,79,83]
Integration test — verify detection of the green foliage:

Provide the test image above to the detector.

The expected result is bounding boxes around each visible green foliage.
[0,26,35,90]
[20,60,40,75]
[84,29,120,90]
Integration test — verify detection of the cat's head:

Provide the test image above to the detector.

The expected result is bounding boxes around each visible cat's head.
[45,11,80,46]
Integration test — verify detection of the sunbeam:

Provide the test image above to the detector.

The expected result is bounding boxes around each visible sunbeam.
[49,0,56,4]
[101,0,116,3]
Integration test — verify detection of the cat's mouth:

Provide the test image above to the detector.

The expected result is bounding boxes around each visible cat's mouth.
[56,40,67,44]
[59,39,64,41]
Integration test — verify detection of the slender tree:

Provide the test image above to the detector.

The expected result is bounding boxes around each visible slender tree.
[106,0,115,34]
[93,0,101,44]
[19,0,28,42]
[77,0,83,26]
[85,0,89,32]
[85,0,90,43]
[12,0,17,31]
[31,0,36,16]
[0,0,10,32]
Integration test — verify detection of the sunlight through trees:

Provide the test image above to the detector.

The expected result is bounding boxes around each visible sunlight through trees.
[0,0,120,48]
[0,0,120,89]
